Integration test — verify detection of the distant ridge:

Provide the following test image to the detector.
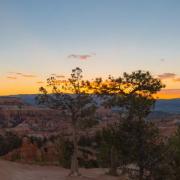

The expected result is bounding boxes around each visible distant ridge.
[155,98,180,113]
[11,94,37,105]
[1,94,180,114]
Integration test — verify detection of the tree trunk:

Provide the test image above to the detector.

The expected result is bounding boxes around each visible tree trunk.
[109,146,118,176]
[69,126,81,176]
[138,118,145,180]
[139,166,144,180]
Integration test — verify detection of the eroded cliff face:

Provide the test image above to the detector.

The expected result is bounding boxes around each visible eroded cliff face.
[1,97,180,167]
[4,137,58,163]
[0,97,25,107]
[0,105,69,137]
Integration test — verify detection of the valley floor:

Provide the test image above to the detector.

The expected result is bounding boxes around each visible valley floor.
[0,160,121,180]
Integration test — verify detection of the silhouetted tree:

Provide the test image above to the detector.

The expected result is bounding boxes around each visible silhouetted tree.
[164,126,180,180]
[93,70,165,179]
[97,124,122,176]
[36,67,97,176]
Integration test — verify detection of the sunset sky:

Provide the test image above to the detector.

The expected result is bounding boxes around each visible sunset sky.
[0,0,180,98]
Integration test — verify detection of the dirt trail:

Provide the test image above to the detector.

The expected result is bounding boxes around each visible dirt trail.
[0,160,120,180]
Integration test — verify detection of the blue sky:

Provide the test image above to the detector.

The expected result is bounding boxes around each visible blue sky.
[0,0,180,95]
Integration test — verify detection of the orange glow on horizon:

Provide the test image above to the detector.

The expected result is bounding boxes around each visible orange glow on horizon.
[0,86,179,100]
[0,75,179,99]
[156,89,180,99]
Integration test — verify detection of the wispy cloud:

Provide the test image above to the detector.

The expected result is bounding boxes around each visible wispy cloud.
[50,74,65,78]
[173,78,180,82]
[36,81,44,84]
[160,58,165,62]
[7,76,17,80]
[68,53,96,60]
[8,72,37,78]
[50,74,57,76]
[158,73,176,79]
[21,74,37,78]
[56,75,65,78]
[8,72,22,75]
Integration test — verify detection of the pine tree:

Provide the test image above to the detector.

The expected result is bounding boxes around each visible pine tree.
[36,67,97,176]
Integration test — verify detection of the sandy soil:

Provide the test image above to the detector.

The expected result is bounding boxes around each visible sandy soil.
[0,160,122,180]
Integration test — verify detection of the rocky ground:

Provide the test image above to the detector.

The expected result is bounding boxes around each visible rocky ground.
[0,160,122,180]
